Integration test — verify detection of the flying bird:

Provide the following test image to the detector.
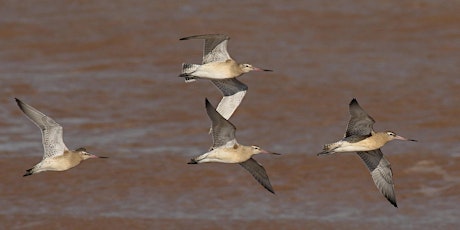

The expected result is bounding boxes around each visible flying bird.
[16,98,107,177]
[180,34,272,128]
[318,98,416,207]
[188,98,280,194]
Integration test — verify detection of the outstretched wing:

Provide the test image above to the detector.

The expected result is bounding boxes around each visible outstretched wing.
[16,98,68,159]
[356,149,397,207]
[211,78,248,120]
[205,98,237,148]
[239,158,275,194]
[180,34,231,64]
[345,98,375,137]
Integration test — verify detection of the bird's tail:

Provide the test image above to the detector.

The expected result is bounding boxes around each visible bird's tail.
[23,168,34,177]
[317,142,340,156]
[187,158,198,164]
[179,63,200,82]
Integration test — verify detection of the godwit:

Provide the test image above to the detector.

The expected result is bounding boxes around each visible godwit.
[16,98,107,177]
[318,98,416,207]
[179,34,271,126]
[179,34,272,82]
[188,98,280,194]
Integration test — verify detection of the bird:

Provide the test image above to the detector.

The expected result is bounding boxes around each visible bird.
[179,34,271,125]
[15,98,107,177]
[179,34,272,82]
[188,98,280,194]
[318,98,416,207]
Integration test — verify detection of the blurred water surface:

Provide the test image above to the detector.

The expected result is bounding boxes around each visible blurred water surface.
[0,1,459,229]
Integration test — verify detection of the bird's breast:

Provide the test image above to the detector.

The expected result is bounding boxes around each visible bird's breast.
[205,148,251,163]
[195,62,241,79]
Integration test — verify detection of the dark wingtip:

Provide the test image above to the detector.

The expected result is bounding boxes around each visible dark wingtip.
[180,34,228,41]
[15,98,24,109]
[350,98,358,105]
[390,200,398,208]
[205,98,211,108]
[385,194,398,207]
[261,182,276,194]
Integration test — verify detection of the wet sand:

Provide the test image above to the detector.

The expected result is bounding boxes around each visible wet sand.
[1,1,459,229]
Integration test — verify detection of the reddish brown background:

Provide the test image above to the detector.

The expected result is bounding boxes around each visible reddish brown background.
[1,1,459,229]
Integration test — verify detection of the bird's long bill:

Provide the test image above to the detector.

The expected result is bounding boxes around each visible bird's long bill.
[395,135,417,142]
[91,154,109,159]
[261,149,281,155]
[253,67,273,72]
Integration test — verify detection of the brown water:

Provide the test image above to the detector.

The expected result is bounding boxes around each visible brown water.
[1,1,459,229]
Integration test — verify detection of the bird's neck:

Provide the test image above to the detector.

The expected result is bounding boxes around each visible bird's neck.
[367,132,391,147]
[238,145,257,158]
[64,151,84,161]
